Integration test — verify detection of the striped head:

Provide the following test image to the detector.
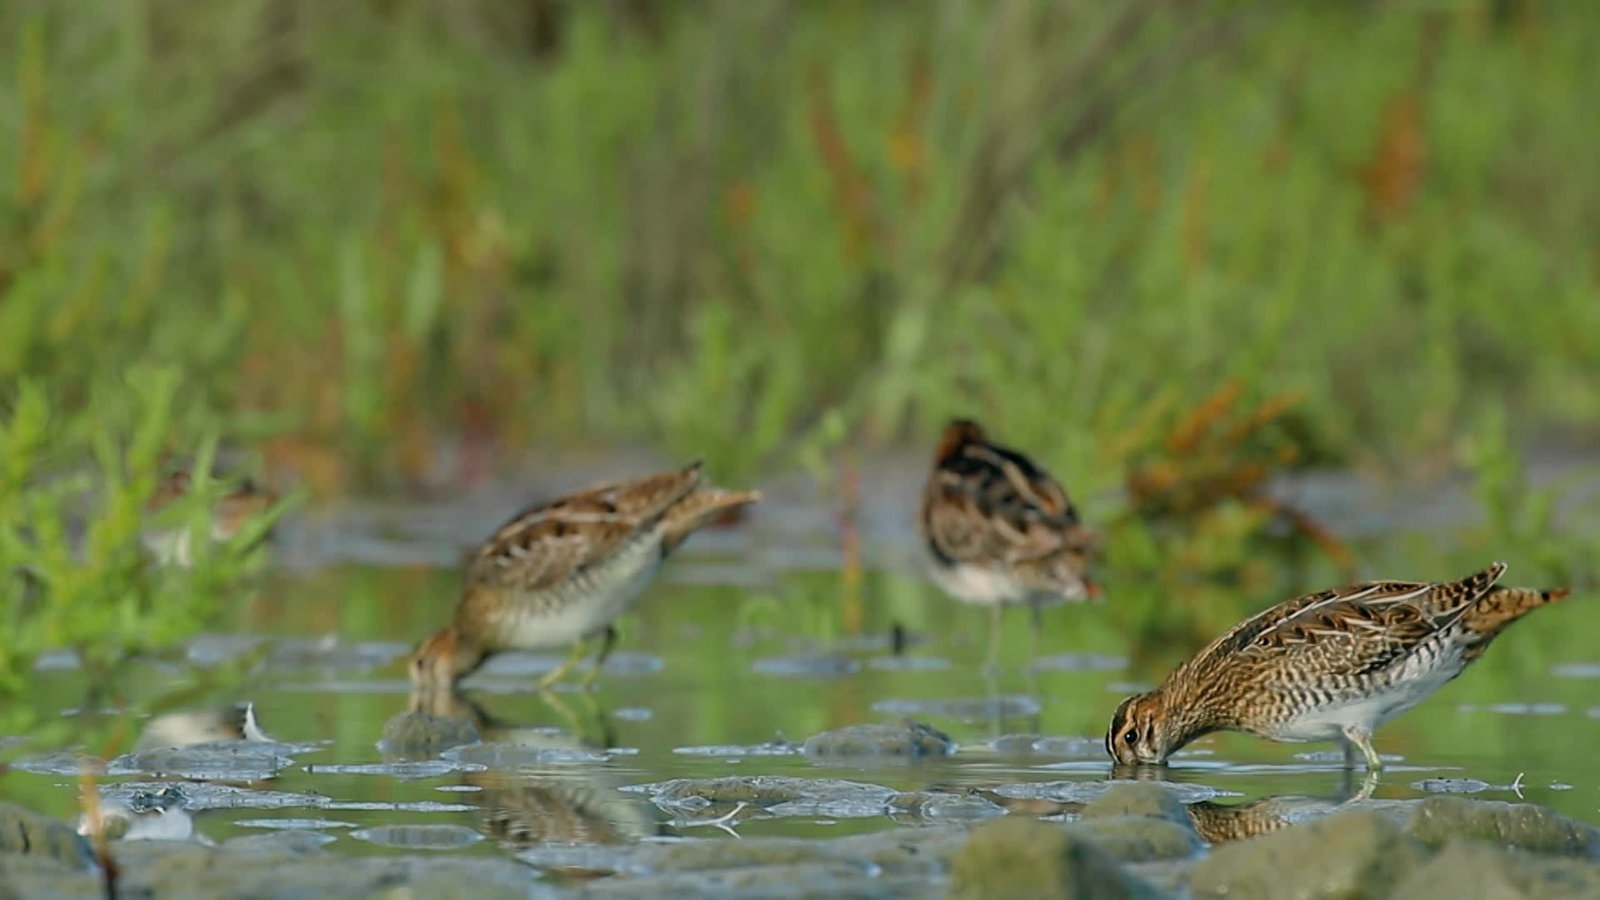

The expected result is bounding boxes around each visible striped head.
[1106,692,1173,766]
[410,627,488,690]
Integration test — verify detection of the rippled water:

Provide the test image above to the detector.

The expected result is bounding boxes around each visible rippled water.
[3,458,1598,878]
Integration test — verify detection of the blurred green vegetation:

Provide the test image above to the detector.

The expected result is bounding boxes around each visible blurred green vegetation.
[0,366,288,711]
[2,0,1595,493]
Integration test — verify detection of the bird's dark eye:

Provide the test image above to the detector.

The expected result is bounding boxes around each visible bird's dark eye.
[1122,729,1138,745]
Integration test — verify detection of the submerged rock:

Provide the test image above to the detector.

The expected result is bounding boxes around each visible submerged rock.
[886,790,1006,825]
[107,741,294,782]
[1068,815,1203,863]
[1190,808,1426,899]
[350,823,485,850]
[831,826,970,876]
[1403,796,1600,858]
[579,862,889,898]
[1390,837,1600,900]
[377,709,480,759]
[802,720,956,759]
[629,837,878,875]
[631,775,896,817]
[949,817,1162,900]
[0,801,96,870]
[1080,783,1190,827]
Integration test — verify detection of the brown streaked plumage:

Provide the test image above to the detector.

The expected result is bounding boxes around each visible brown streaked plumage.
[918,419,1099,667]
[143,470,278,567]
[1106,562,1571,770]
[410,462,759,692]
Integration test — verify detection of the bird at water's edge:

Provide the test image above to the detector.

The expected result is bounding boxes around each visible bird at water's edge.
[410,461,759,692]
[1106,562,1571,770]
[918,419,1100,669]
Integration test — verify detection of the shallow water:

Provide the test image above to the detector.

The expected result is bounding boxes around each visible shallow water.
[2,461,1599,883]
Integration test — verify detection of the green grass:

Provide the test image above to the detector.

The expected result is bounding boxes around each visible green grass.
[1,1,1595,488]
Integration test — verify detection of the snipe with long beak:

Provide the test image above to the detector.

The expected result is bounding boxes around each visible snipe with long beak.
[1106,562,1571,771]
[410,462,759,692]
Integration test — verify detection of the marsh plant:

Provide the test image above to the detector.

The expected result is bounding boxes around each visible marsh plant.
[0,367,286,726]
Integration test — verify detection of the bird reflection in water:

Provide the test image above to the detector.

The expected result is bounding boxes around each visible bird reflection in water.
[403,685,663,859]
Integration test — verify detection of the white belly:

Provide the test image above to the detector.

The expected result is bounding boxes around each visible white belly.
[497,539,663,649]
[928,562,1028,607]
[1269,666,1460,742]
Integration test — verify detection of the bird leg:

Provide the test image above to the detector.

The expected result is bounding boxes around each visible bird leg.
[579,625,620,689]
[538,638,591,690]
[1028,601,1045,665]
[1341,724,1384,771]
[984,604,1004,673]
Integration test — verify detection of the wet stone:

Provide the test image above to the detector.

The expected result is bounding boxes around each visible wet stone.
[234,817,357,831]
[578,862,889,898]
[887,789,1005,825]
[0,855,101,899]
[801,720,956,759]
[8,751,107,777]
[829,826,971,876]
[628,836,877,875]
[105,842,470,899]
[1390,837,1600,900]
[1080,782,1191,827]
[100,780,330,812]
[1067,815,1204,863]
[1126,856,1201,895]
[397,856,556,900]
[324,800,477,813]
[1412,777,1493,794]
[630,775,897,816]
[1403,796,1600,857]
[752,654,862,678]
[0,801,96,869]
[377,710,481,759]
[1190,808,1427,899]
[311,760,478,778]
[350,823,485,850]
[949,816,1163,900]
[107,741,294,781]
[518,841,638,877]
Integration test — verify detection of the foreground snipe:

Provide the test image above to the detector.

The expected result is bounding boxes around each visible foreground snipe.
[918,419,1099,667]
[1107,562,1571,770]
[410,462,759,692]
